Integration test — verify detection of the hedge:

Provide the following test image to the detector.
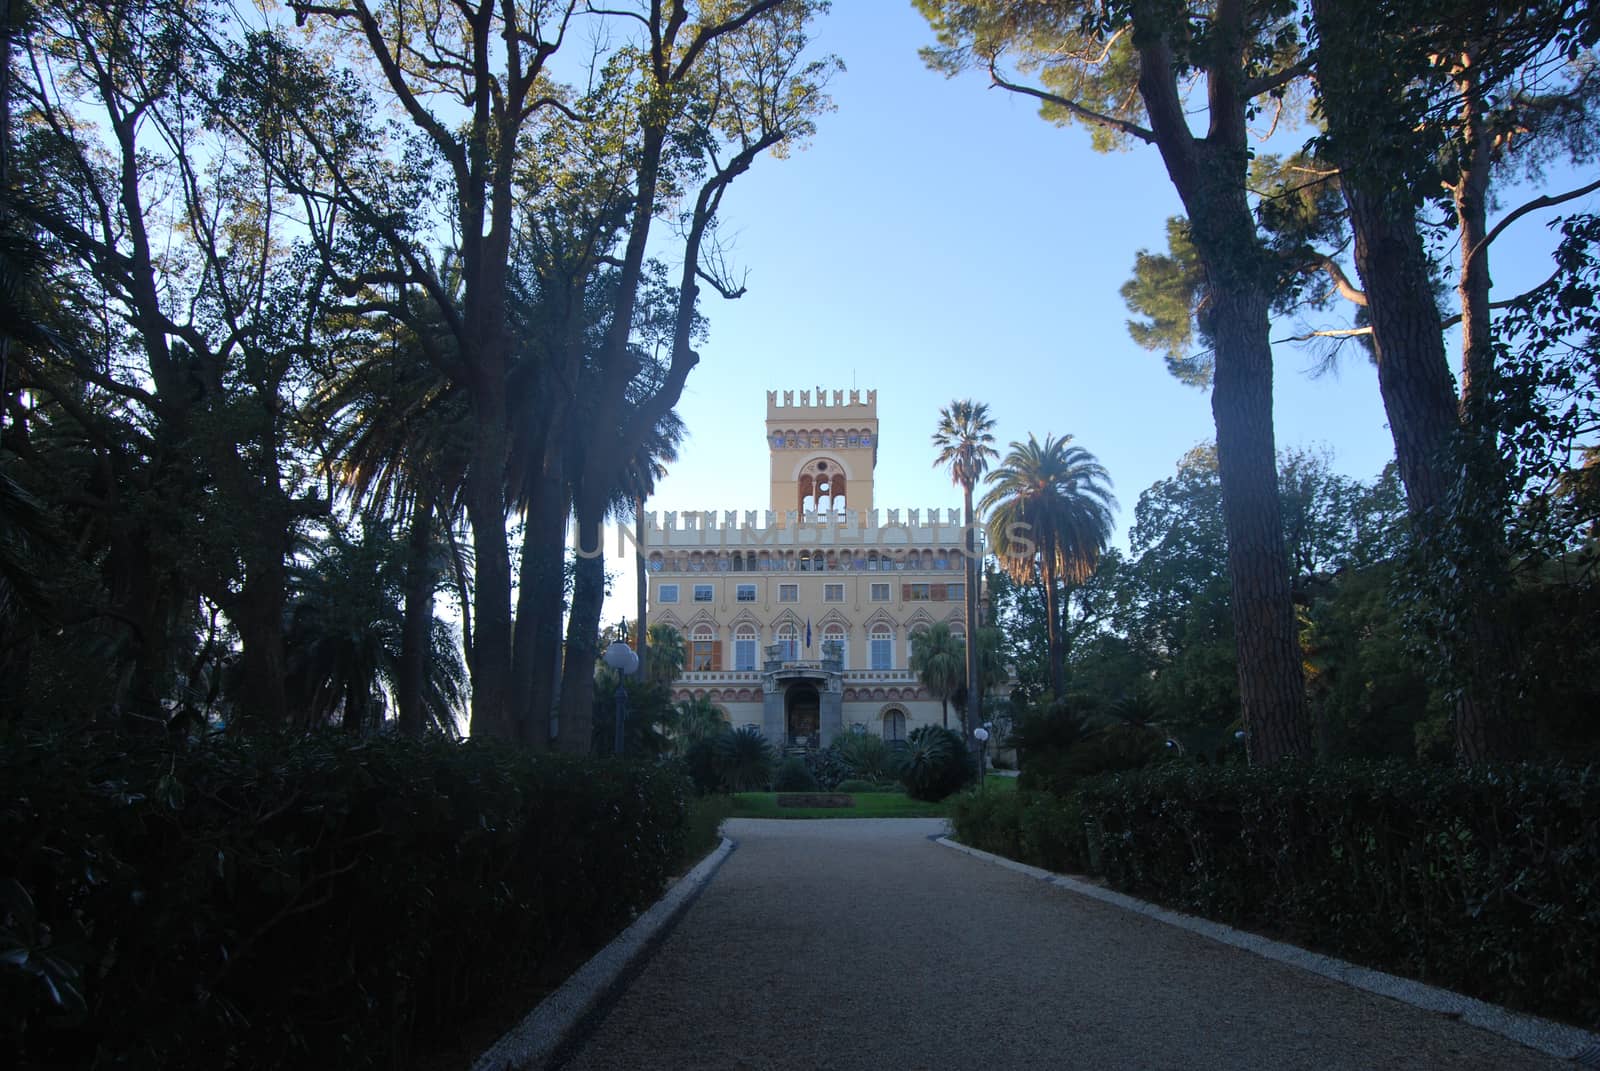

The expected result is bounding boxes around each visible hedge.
[953,762,1600,1029]
[1,726,690,1069]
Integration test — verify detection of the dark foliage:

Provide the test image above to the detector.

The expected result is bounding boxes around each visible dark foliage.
[803,744,852,790]
[0,727,689,1069]
[683,735,725,795]
[711,726,776,792]
[774,756,819,792]
[899,725,975,802]
[951,789,1090,875]
[1013,698,1167,795]
[1079,762,1600,1029]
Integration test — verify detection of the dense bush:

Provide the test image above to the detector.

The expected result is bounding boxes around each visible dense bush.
[834,779,879,793]
[682,795,734,866]
[830,732,906,783]
[899,725,975,802]
[683,735,725,795]
[1078,762,1600,1028]
[803,744,851,789]
[774,756,819,791]
[950,787,1029,860]
[1018,725,1168,796]
[0,727,690,1069]
[950,789,1089,874]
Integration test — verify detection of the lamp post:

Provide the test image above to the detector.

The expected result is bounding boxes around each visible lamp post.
[603,640,640,756]
[973,724,990,786]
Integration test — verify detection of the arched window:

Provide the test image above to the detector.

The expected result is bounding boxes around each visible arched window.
[777,623,799,661]
[691,625,717,672]
[882,708,907,742]
[822,624,847,669]
[869,625,893,670]
[734,625,758,671]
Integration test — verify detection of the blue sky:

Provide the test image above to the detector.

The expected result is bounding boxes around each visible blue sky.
[597,2,1595,623]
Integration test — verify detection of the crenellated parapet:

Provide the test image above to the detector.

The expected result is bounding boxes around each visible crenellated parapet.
[635,506,964,537]
[766,387,877,413]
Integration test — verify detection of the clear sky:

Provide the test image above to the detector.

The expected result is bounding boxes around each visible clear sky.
[595,2,1595,625]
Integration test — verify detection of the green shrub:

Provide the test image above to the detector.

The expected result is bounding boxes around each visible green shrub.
[1077,762,1600,1028]
[899,725,975,802]
[1019,792,1088,873]
[834,778,877,793]
[1019,725,1167,796]
[831,732,906,783]
[774,756,819,791]
[803,745,851,789]
[681,795,734,870]
[950,787,1028,860]
[683,735,724,795]
[0,727,690,1069]
[951,789,1088,874]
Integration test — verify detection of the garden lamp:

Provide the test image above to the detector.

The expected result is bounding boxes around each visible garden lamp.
[603,640,640,755]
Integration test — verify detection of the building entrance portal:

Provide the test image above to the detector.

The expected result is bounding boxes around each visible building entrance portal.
[786,683,820,746]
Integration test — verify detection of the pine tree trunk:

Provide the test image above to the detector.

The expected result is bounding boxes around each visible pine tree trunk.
[1133,15,1309,763]
[1208,285,1311,763]
[1343,187,1459,514]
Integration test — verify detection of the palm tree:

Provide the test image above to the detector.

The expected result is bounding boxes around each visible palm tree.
[282,522,467,736]
[645,623,687,684]
[933,401,998,741]
[556,405,685,752]
[910,621,966,730]
[308,301,470,738]
[673,694,729,752]
[980,434,1116,697]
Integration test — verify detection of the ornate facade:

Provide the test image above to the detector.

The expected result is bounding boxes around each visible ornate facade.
[642,389,993,749]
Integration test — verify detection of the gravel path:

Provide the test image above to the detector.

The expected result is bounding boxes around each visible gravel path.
[557,818,1565,1071]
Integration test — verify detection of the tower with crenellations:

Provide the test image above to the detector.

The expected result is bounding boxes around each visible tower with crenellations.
[765,388,878,515]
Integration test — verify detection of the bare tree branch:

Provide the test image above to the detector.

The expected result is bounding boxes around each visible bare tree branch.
[1466,176,1600,271]
[986,57,1156,145]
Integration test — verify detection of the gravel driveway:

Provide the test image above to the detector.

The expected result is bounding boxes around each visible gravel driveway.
[556,818,1565,1070]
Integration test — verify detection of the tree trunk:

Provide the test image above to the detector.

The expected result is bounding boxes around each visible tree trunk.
[635,495,647,676]
[555,494,607,753]
[397,488,435,738]
[511,429,567,750]
[1132,12,1309,763]
[465,395,513,740]
[1042,559,1063,697]
[962,484,979,740]
[1342,187,1460,514]
[1455,59,1495,420]
[1207,285,1311,763]
[230,575,288,728]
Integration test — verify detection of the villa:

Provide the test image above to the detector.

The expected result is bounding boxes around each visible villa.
[642,388,999,749]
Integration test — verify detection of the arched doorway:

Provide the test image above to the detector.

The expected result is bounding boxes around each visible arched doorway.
[786,683,820,745]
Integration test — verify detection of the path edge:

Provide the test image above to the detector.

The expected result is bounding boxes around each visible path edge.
[472,835,737,1071]
[935,836,1600,1063]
